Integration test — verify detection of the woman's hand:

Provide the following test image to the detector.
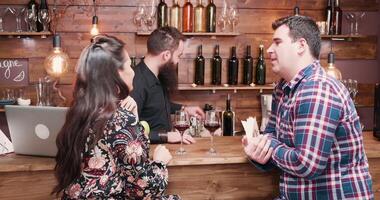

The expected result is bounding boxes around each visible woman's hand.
[120,96,138,120]
[153,145,172,165]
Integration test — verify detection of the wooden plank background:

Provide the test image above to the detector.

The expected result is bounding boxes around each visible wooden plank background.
[0,0,377,131]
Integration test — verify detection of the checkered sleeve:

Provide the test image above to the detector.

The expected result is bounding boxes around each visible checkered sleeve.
[270,80,343,179]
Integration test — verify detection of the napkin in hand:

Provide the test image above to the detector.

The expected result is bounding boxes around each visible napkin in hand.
[241,117,260,143]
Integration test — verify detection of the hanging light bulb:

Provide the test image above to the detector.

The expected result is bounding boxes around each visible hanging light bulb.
[325,52,342,80]
[90,15,99,36]
[44,34,69,78]
[90,0,99,36]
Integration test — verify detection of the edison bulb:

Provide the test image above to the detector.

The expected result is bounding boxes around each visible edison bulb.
[44,47,69,78]
[90,24,99,36]
[325,52,342,80]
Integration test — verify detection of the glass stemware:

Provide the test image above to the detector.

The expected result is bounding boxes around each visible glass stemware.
[38,9,50,32]
[204,110,220,155]
[227,5,239,32]
[217,0,228,32]
[0,7,12,32]
[353,12,365,35]
[133,3,146,32]
[144,5,156,31]
[174,110,190,155]
[345,13,355,35]
[25,8,37,32]
[9,7,26,33]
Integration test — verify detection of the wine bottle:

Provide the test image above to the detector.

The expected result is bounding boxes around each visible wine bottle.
[183,0,194,32]
[157,0,168,28]
[130,56,136,68]
[212,45,222,85]
[206,0,216,32]
[333,0,342,35]
[228,46,239,85]
[170,0,182,31]
[326,0,333,35]
[222,94,235,136]
[38,0,49,32]
[243,45,253,85]
[194,0,206,32]
[255,44,266,85]
[194,45,205,85]
[27,0,39,32]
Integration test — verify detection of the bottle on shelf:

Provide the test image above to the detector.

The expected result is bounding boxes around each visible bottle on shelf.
[38,0,49,32]
[194,0,206,32]
[182,0,194,32]
[27,0,39,32]
[222,94,235,136]
[325,0,334,35]
[374,83,380,139]
[255,44,266,85]
[157,0,168,28]
[243,45,253,85]
[170,0,182,31]
[194,45,205,85]
[228,46,239,85]
[333,0,342,35]
[206,0,216,32]
[212,44,222,85]
[130,56,136,68]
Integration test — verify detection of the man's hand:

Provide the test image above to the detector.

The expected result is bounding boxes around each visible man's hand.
[120,96,138,120]
[242,134,273,164]
[183,106,205,119]
[168,131,196,144]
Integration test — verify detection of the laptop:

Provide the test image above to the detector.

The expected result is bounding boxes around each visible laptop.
[5,105,68,157]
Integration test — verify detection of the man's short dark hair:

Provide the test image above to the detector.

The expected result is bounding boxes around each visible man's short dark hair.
[272,15,321,59]
[147,27,186,55]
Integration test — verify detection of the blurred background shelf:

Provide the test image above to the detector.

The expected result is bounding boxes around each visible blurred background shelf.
[0,31,52,37]
[136,32,240,37]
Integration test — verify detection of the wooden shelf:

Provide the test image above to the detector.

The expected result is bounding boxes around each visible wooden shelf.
[136,32,240,37]
[0,31,52,37]
[321,34,366,41]
[178,83,275,93]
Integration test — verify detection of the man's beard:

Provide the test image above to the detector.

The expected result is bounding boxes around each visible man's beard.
[158,60,178,93]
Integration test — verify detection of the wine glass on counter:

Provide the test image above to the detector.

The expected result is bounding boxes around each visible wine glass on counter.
[174,110,190,155]
[204,110,220,155]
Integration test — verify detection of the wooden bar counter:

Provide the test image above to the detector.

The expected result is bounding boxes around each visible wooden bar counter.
[0,132,379,200]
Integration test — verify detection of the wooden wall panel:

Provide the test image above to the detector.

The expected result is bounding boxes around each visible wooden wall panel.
[0,0,377,128]
[3,0,378,11]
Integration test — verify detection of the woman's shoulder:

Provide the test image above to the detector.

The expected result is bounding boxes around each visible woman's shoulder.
[110,106,138,127]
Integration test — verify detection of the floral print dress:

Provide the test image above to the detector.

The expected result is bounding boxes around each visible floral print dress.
[62,107,180,200]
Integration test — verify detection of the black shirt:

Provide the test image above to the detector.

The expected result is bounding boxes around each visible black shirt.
[130,61,182,144]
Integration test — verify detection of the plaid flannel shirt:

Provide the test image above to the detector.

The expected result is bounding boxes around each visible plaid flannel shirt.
[256,61,373,200]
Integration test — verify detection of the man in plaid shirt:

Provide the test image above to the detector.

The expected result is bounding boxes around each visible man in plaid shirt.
[242,15,373,199]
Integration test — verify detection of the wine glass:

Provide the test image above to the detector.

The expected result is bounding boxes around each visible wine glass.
[353,12,365,35]
[9,7,26,33]
[217,1,228,32]
[174,110,190,155]
[204,110,221,155]
[133,3,146,32]
[0,7,12,32]
[38,9,50,32]
[345,13,355,35]
[25,8,37,32]
[227,5,239,32]
[144,5,156,31]
[348,79,358,103]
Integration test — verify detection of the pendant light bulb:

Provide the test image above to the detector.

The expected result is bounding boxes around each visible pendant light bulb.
[325,52,342,80]
[90,15,99,36]
[44,34,69,78]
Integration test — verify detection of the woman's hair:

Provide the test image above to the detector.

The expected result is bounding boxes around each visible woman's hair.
[52,35,129,195]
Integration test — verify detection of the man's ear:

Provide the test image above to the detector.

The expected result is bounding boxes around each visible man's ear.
[297,38,308,55]
[161,50,172,62]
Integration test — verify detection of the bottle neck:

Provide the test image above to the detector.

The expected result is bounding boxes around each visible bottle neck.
[259,46,264,59]
[327,0,332,7]
[198,46,203,56]
[40,0,47,9]
[335,0,340,7]
[215,45,219,56]
[246,46,251,57]
[226,99,231,111]
[232,47,236,57]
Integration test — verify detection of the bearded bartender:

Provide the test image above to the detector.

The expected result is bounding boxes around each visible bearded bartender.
[130,27,205,144]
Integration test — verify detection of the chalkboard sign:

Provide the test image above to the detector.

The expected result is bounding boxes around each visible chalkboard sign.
[0,59,29,86]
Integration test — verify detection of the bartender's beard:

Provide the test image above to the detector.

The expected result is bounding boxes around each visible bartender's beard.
[158,59,178,93]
